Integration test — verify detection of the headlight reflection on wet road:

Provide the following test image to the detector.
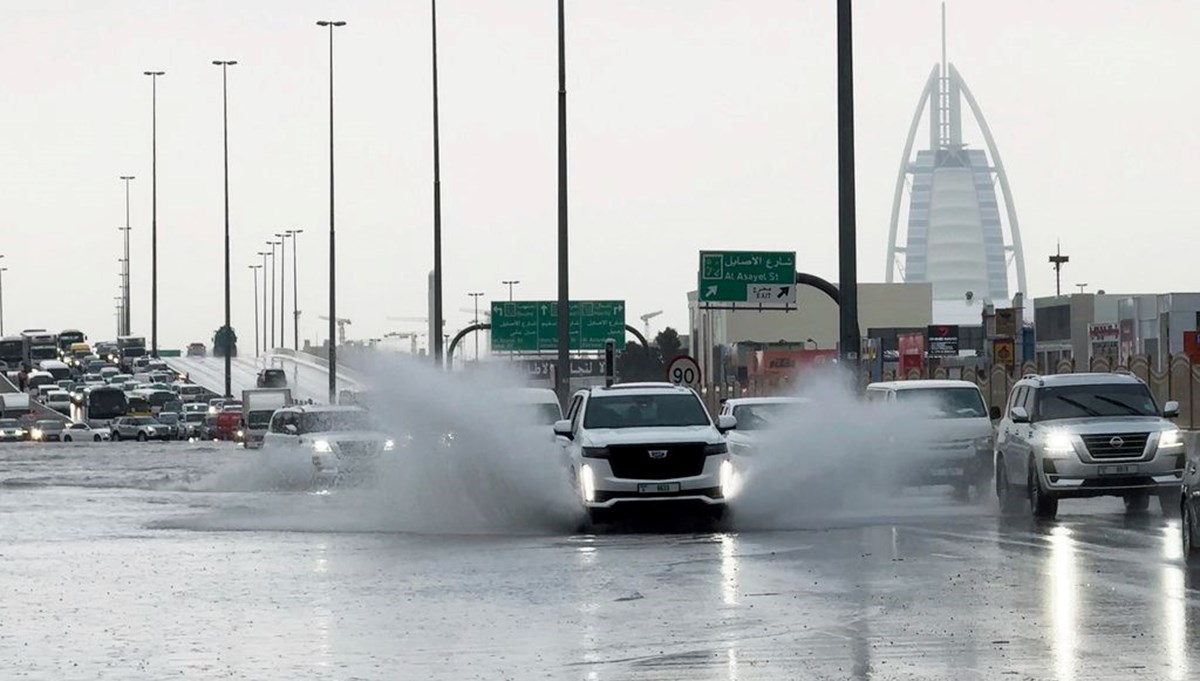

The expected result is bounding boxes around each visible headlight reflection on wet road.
[1047,525,1077,681]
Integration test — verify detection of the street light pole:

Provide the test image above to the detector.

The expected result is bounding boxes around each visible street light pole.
[213,59,237,398]
[502,279,520,302]
[317,19,346,402]
[288,229,303,350]
[267,239,279,350]
[249,264,262,357]
[144,70,165,357]
[468,292,484,361]
[555,0,571,406]
[276,231,289,347]
[119,175,135,336]
[430,0,444,368]
[257,251,269,358]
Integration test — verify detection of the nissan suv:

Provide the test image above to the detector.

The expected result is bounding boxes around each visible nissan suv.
[554,383,737,524]
[994,372,1183,519]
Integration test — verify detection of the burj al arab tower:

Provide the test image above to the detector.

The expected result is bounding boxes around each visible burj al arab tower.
[885,7,1027,323]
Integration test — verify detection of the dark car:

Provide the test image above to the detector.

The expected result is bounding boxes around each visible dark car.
[155,412,183,440]
[256,368,287,389]
[1182,452,1200,562]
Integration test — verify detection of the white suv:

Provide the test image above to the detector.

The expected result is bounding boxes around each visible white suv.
[994,372,1184,519]
[554,383,736,524]
[262,405,396,485]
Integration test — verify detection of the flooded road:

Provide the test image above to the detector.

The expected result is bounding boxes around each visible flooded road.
[3,442,1199,680]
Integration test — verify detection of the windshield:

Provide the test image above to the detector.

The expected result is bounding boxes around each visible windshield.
[185,413,206,423]
[895,387,988,419]
[1036,384,1160,421]
[524,403,562,425]
[731,402,800,431]
[584,393,711,429]
[157,413,179,424]
[298,411,376,434]
[87,389,128,418]
[0,419,19,428]
[31,347,58,360]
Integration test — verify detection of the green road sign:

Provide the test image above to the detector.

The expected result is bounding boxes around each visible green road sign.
[698,250,797,304]
[490,300,625,352]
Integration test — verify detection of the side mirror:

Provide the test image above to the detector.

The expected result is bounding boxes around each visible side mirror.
[1010,406,1030,424]
[716,414,737,433]
[989,405,1002,421]
[284,424,298,436]
[1164,400,1180,419]
[553,419,573,438]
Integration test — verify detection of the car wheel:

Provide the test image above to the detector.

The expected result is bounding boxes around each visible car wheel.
[112,432,120,442]
[996,457,1023,514]
[63,435,72,443]
[1184,501,1200,562]
[136,432,147,442]
[1124,492,1150,514]
[1159,489,1182,517]
[1029,461,1058,519]
[93,435,101,442]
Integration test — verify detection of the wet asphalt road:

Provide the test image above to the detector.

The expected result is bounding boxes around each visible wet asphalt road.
[2,442,1199,680]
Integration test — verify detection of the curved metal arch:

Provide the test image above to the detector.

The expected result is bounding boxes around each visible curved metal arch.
[885,65,940,284]
[445,323,649,370]
[949,64,1028,297]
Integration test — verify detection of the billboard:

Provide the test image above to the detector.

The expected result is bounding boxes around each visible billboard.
[898,332,925,376]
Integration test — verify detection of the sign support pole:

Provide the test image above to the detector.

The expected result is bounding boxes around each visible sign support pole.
[837,0,861,369]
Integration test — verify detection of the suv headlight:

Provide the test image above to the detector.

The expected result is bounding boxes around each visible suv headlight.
[313,439,332,453]
[1043,432,1075,458]
[383,439,396,451]
[1160,429,1183,448]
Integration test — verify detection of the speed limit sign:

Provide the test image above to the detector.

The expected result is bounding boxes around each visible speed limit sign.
[666,355,702,388]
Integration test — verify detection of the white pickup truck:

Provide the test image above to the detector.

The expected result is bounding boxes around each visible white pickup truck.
[242,388,293,449]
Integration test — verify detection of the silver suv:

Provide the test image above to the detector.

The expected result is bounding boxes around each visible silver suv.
[994,372,1184,519]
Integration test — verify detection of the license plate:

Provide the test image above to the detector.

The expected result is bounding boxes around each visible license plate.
[932,467,964,477]
[638,482,681,494]
[1098,464,1137,476]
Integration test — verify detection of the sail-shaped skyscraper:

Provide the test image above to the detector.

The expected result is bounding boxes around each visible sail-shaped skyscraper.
[885,6,1027,323]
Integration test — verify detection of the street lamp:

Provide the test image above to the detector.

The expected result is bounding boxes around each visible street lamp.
[144,69,165,357]
[287,229,303,350]
[317,19,346,402]
[119,175,135,336]
[276,231,289,346]
[249,264,262,357]
[501,280,520,302]
[468,292,484,361]
[267,239,280,350]
[257,251,269,356]
[213,59,237,398]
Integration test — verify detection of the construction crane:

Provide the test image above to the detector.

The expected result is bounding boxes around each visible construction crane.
[318,315,352,345]
[383,331,423,355]
[640,310,663,337]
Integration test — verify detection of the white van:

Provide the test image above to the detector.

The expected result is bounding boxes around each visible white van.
[865,380,998,495]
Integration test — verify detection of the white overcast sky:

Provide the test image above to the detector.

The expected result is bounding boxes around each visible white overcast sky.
[0,0,1195,350]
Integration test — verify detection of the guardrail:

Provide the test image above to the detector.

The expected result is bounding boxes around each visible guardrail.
[268,348,367,387]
